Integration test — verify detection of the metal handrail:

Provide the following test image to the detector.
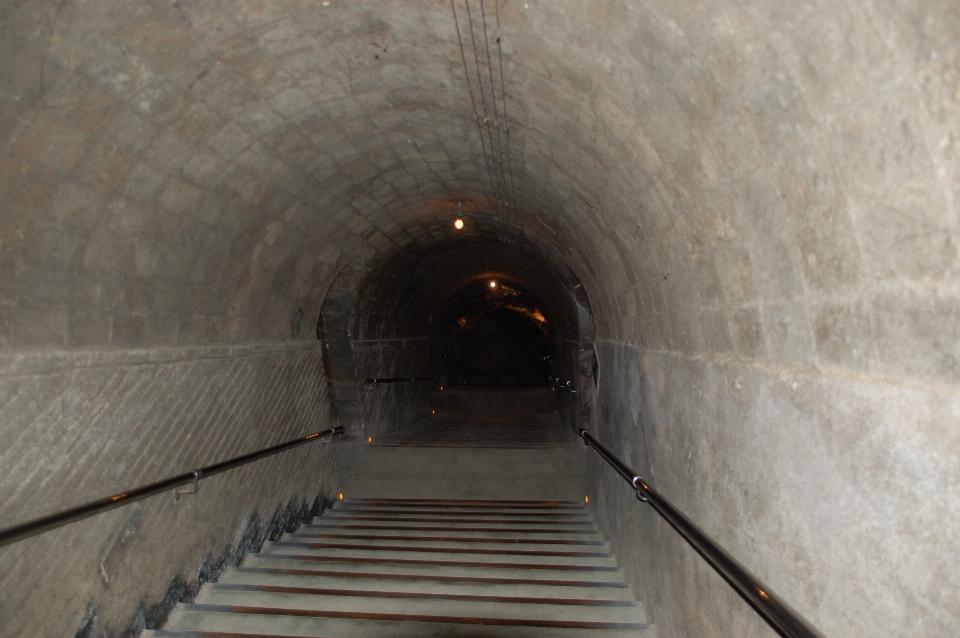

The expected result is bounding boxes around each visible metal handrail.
[0,425,345,548]
[364,377,435,385]
[578,429,827,638]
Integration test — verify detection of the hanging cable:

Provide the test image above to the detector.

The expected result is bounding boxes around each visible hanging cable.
[494,0,520,211]
[464,0,507,211]
[479,0,512,212]
[451,0,499,203]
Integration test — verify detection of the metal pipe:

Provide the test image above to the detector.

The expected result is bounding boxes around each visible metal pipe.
[0,425,345,548]
[578,429,827,638]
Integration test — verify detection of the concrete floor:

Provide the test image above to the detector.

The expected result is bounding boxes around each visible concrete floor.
[338,442,588,502]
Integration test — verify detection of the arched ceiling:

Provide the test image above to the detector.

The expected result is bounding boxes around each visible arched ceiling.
[2,0,958,385]
[351,233,581,342]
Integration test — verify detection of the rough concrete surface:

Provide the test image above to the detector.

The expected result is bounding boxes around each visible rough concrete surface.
[340,442,587,502]
[354,337,433,441]
[0,0,958,637]
[589,341,960,638]
[0,343,341,636]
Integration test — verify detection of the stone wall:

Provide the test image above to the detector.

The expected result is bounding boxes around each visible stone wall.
[0,342,340,636]
[588,341,960,638]
[353,338,434,441]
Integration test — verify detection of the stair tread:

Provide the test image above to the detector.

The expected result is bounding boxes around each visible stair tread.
[319,516,595,526]
[231,564,629,587]
[285,532,608,550]
[267,539,612,558]
[344,497,582,506]
[326,509,591,519]
[259,544,618,567]
[155,498,651,637]
[220,569,637,600]
[196,588,645,623]
[306,521,597,532]
[334,501,584,511]
[291,528,603,540]
[243,554,626,582]
[157,605,654,637]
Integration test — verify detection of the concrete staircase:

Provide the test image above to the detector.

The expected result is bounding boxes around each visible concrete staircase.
[145,497,654,637]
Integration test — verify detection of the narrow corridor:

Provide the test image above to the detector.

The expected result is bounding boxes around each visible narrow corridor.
[0,1,958,637]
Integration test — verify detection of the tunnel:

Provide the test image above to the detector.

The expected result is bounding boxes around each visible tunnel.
[0,1,958,637]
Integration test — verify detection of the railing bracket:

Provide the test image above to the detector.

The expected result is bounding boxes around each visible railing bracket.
[631,476,649,502]
[175,470,202,501]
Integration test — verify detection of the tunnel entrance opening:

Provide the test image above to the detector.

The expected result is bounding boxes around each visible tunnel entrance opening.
[458,308,548,386]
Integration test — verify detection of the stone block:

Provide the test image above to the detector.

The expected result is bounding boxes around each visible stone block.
[763,301,814,365]
[68,307,113,348]
[872,291,960,384]
[178,314,223,345]
[795,205,862,292]
[145,312,179,346]
[730,306,766,359]
[701,309,733,355]
[207,121,255,160]
[14,113,89,173]
[121,161,168,202]
[112,311,147,347]
[853,186,957,281]
[714,243,758,302]
[158,176,204,213]
[813,300,875,371]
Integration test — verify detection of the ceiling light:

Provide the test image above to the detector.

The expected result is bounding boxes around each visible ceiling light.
[454,202,464,230]
[489,280,497,288]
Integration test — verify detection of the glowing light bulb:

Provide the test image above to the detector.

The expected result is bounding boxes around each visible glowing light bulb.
[339,493,344,500]
[454,218,464,230]
[489,280,497,288]
[585,495,589,503]
[367,437,372,443]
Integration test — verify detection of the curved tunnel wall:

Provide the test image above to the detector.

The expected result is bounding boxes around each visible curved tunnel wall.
[345,232,591,440]
[0,1,958,636]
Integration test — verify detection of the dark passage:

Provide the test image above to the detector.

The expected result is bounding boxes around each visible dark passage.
[460,309,548,386]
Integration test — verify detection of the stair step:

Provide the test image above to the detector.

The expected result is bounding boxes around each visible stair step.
[260,542,618,567]
[302,524,601,540]
[151,604,653,637]
[307,520,596,532]
[344,497,581,506]
[337,499,582,510]
[320,514,594,525]
[220,567,637,600]
[268,539,611,557]
[243,554,625,582]
[152,498,651,637]
[196,587,645,623]
[324,503,591,518]
[286,530,608,548]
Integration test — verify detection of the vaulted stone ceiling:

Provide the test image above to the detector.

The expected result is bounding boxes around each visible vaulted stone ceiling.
[1,0,953,388]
